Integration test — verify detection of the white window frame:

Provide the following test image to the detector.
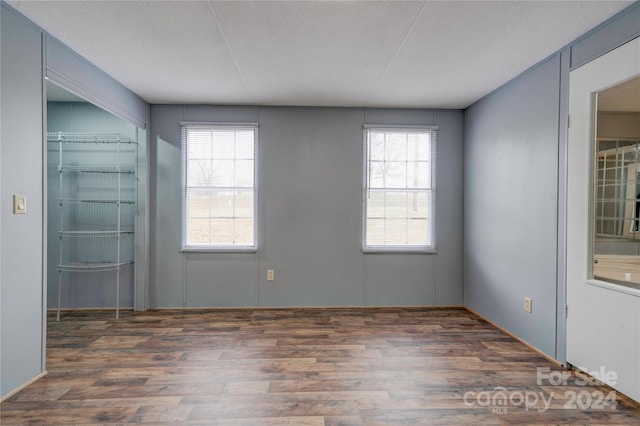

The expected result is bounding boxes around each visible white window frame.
[362,125,437,253]
[181,123,258,252]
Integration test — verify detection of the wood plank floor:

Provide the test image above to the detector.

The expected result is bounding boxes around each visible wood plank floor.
[2,308,639,425]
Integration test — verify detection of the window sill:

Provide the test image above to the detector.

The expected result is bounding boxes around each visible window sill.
[363,247,437,254]
[181,247,257,254]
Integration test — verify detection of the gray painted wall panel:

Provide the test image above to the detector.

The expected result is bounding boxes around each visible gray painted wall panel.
[464,56,561,357]
[151,106,185,307]
[184,105,258,124]
[135,127,149,311]
[45,37,149,129]
[257,108,365,307]
[570,3,640,70]
[364,109,435,126]
[365,255,434,305]
[186,255,258,307]
[432,110,465,306]
[150,105,464,308]
[0,5,45,397]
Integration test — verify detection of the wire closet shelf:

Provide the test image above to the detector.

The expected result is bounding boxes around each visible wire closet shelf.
[48,131,137,320]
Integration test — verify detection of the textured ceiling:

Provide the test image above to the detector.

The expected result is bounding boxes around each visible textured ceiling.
[7,0,635,108]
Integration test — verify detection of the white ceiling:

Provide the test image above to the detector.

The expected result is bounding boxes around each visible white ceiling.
[8,0,635,109]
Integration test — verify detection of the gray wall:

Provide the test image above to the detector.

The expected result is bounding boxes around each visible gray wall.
[464,2,640,361]
[0,4,46,398]
[45,38,149,130]
[464,56,561,357]
[150,106,464,308]
[47,102,137,310]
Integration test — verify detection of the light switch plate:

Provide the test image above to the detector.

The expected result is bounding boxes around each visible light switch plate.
[13,194,26,214]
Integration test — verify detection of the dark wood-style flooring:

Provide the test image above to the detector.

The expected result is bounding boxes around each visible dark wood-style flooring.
[1,308,639,425]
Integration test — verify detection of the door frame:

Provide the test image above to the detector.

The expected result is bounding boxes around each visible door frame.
[566,37,640,401]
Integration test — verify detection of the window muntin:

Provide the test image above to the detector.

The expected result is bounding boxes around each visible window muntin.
[182,125,257,251]
[364,127,436,251]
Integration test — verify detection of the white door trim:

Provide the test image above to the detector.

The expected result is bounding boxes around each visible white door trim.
[566,37,640,403]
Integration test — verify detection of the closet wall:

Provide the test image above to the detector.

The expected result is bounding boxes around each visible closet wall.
[47,102,137,310]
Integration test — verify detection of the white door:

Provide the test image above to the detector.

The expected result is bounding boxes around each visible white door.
[566,37,640,402]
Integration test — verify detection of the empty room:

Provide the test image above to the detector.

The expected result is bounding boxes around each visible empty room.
[1,0,640,424]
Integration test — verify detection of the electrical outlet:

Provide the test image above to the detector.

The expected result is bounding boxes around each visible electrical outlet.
[266,269,275,281]
[524,296,533,313]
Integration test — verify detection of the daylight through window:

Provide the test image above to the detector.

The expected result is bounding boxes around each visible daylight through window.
[363,127,436,251]
[181,125,257,250]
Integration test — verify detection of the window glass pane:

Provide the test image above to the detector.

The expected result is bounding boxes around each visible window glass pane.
[407,219,427,245]
[235,191,254,218]
[364,128,435,250]
[188,160,213,186]
[188,218,210,245]
[366,191,385,219]
[234,218,253,245]
[369,161,386,188]
[366,218,385,245]
[235,131,255,159]
[369,134,385,162]
[188,189,210,218]
[188,131,211,159]
[183,126,256,249]
[212,131,235,159]
[385,219,407,245]
[407,134,429,161]
[210,218,233,244]
[406,161,431,189]
[385,192,408,219]
[235,160,254,187]
[211,191,233,218]
[211,159,234,187]
[385,133,407,162]
[408,192,428,218]
[385,162,407,188]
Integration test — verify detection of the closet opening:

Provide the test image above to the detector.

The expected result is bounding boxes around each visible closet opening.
[46,80,142,320]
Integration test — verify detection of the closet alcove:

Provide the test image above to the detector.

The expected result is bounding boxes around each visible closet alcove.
[46,81,140,319]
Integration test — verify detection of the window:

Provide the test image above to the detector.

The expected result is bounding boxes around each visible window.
[594,138,640,240]
[181,125,257,251]
[363,127,436,251]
